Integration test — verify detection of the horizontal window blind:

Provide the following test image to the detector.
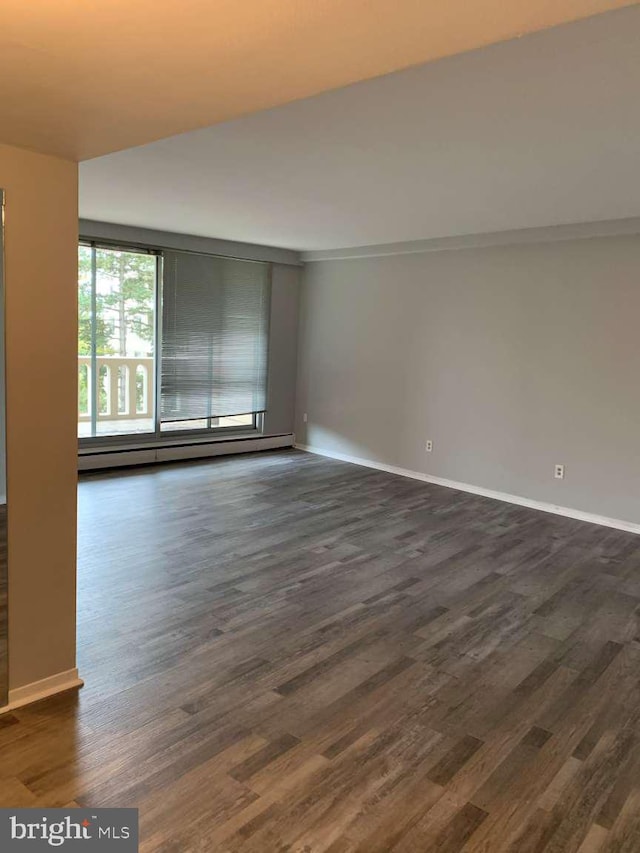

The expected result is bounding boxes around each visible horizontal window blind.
[161,251,270,422]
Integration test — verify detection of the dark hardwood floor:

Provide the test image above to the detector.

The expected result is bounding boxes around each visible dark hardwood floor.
[0,504,6,708]
[2,449,640,851]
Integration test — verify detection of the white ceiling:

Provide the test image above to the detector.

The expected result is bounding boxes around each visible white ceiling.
[4,0,628,159]
[80,6,640,252]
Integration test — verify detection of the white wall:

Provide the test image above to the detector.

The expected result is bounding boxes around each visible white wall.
[295,233,640,526]
[1,143,78,691]
[0,192,5,504]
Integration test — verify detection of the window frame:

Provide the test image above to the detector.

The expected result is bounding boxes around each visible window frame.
[78,238,263,450]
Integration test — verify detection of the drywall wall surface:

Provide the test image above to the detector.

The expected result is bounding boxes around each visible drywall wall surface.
[265,263,300,436]
[0,143,78,688]
[296,233,640,524]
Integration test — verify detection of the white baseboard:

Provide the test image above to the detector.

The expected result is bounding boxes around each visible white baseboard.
[0,668,84,715]
[295,443,640,535]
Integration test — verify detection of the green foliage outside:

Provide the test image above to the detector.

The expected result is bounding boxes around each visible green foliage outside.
[78,247,156,416]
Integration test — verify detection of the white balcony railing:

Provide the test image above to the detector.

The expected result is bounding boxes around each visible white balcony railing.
[78,356,154,423]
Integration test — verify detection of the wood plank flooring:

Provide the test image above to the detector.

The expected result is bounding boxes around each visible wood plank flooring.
[2,449,640,851]
[0,504,7,708]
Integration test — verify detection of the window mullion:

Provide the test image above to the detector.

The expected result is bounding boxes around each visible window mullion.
[90,244,98,438]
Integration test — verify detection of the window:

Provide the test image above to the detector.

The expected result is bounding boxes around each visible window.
[78,242,269,444]
[78,244,157,438]
[160,251,270,427]
[161,414,256,432]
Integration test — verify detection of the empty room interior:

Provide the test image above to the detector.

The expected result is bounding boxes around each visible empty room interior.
[2,1,640,850]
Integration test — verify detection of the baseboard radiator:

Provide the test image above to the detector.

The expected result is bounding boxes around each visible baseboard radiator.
[79,433,294,471]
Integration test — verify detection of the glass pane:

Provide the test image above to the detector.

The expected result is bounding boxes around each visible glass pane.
[78,246,93,437]
[160,414,255,433]
[161,419,209,432]
[78,246,157,438]
[212,414,255,429]
[98,365,110,415]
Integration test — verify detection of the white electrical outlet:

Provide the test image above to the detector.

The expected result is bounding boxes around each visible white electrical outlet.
[554,464,565,480]
[425,440,433,452]
[303,413,308,423]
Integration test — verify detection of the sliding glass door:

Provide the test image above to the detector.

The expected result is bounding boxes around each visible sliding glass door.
[78,241,268,445]
[78,244,158,438]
